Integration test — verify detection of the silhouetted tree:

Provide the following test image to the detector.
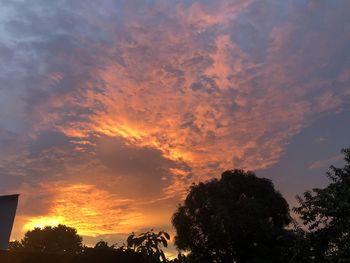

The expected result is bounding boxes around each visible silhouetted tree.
[172,169,291,263]
[294,148,350,262]
[168,253,191,263]
[93,240,116,250]
[127,230,170,262]
[8,240,23,251]
[277,221,312,263]
[20,224,83,254]
[78,240,143,263]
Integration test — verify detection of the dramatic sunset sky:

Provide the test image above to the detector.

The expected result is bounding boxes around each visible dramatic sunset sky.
[1,0,350,254]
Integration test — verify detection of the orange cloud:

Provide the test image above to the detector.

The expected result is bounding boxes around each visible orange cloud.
[41,0,349,199]
[23,183,144,237]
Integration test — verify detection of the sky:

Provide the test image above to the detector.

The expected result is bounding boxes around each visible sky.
[0,0,350,255]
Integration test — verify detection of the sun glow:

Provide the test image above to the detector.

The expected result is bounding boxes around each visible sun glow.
[23,184,145,237]
[24,216,63,231]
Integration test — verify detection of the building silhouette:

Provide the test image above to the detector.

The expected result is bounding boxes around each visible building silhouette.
[0,194,19,250]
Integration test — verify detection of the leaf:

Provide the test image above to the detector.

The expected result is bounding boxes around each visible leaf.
[134,236,147,247]
[126,234,135,247]
[163,231,170,240]
[160,236,168,247]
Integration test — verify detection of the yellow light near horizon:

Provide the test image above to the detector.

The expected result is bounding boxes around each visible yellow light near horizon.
[23,216,63,231]
[22,184,145,237]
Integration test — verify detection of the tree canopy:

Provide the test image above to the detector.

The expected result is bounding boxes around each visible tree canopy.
[294,148,350,262]
[20,224,83,254]
[172,169,291,263]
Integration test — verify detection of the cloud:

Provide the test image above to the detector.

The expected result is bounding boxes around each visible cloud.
[309,154,344,170]
[22,183,144,236]
[1,0,350,240]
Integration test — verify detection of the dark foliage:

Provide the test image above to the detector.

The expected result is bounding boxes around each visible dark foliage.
[168,253,191,263]
[127,230,170,262]
[7,240,23,252]
[172,169,291,263]
[19,224,83,254]
[0,249,146,263]
[294,148,350,262]
[277,222,313,263]
[79,246,145,263]
[0,250,75,263]
[7,228,170,263]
